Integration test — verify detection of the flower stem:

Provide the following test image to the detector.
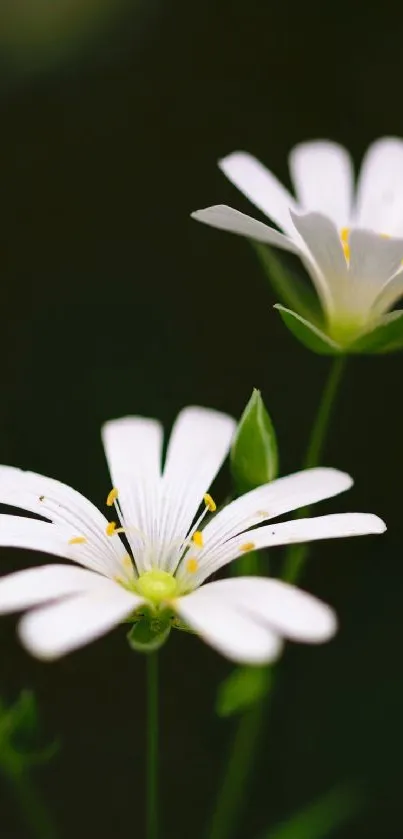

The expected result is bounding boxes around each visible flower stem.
[207,356,346,839]
[207,697,269,839]
[147,653,159,839]
[282,355,347,584]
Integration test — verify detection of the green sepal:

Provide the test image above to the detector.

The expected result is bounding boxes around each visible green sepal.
[231,389,279,495]
[348,309,403,354]
[216,665,272,717]
[127,606,172,653]
[275,305,343,356]
[253,243,322,325]
[259,782,360,839]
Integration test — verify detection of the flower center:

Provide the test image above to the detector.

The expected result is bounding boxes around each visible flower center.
[134,570,178,603]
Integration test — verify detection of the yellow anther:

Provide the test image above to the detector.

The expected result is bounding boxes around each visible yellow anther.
[106,487,119,507]
[122,554,133,569]
[380,232,390,239]
[340,227,350,261]
[68,536,87,545]
[340,227,349,243]
[186,557,199,573]
[203,493,217,512]
[256,510,269,517]
[106,521,117,536]
[192,530,204,547]
[240,542,255,552]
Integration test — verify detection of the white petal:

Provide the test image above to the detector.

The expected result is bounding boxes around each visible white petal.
[191,206,299,252]
[183,513,385,586]
[0,564,102,613]
[354,137,403,235]
[219,152,299,236]
[195,578,336,643]
[371,266,403,317]
[0,515,131,580]
[0,467,127,576]
[176,584,282,664]
[191,467,353,558]
[289,141,354,227]
[18,581,142,659]
[101,416,163,573]
[159,407,236,572]
[290,211,348,317]
[347,229,403,316]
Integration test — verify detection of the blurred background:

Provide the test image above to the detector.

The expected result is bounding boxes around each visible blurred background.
[0,0,401,836]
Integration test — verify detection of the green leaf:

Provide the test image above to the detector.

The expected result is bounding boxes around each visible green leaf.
[231,389,279,496]
[259,783,361,839]
[253,243,322,324]
[349,309,403,354]
[216,665,272,717]
[127,608,172,653]
[275,305,342,356]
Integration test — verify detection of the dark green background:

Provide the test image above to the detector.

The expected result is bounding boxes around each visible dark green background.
[0,1,401,836]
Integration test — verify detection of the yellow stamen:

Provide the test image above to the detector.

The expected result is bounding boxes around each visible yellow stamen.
[106,487,119,507]
[122,554,133,569]
[192,530,204,547]
[240,542,255,552]
[203,493,216,512]
[106,521,117,536]
[68,536,87,545]
[186,557,199,573]
[256,510,269,517]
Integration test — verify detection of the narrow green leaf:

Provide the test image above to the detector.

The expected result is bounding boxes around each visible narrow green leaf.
[253,243,322,324]
[275,305,342,356]
[216,665,272,717]
[127,608,171,653]
[231,389,278,496]
[259,783,361,839]
[349,309,403,354]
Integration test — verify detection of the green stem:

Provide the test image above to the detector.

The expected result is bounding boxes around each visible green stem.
[147,653,159,839]
[282,356,347,584]
[207,357,346,839]
[208,699,267,839]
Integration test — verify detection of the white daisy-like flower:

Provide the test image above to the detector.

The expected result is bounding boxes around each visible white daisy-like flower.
[0,406,385,662]
[192,138,403,352]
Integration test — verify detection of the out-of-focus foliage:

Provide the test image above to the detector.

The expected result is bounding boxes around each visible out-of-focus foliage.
[259,783,361,839]
[0,0,133,74]
[216,665,272,717]
[0,690,57,778]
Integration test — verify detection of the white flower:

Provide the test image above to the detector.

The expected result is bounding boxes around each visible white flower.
[192,138,403,349]
[0,406,385,662]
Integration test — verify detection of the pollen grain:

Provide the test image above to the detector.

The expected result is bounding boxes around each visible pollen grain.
[240,542,255,552]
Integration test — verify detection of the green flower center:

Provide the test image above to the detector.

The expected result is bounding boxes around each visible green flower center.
[134,569,178,603]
